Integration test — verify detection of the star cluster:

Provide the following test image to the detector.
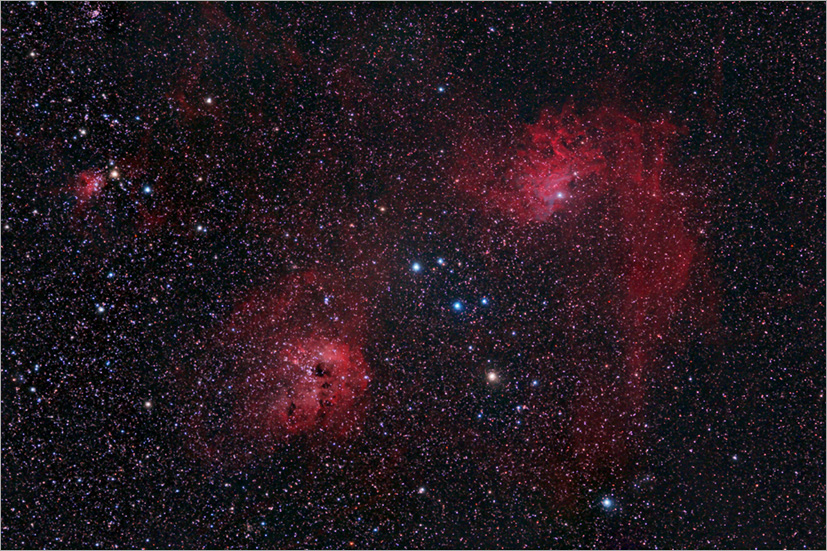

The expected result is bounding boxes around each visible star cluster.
[1,3,824,549]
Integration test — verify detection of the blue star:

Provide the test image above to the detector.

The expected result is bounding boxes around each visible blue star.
[411,262,422,272]
[143,185,152,194]
[601,497,615,510]
[452,301,463,311]
[480,297,489,306]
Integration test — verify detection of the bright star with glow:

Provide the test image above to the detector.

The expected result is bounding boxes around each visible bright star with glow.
[411,262,422,272]
[452,301,463,311]
[601,497,615,510]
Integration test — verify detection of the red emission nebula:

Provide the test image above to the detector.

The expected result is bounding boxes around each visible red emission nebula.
[237,337,369,442]
[183,270,374,460]
[452,102,716,503]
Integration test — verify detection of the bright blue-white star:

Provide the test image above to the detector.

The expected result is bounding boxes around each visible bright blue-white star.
[452,301,463,311]
[601,497,615,510]
[437,257,446,266]
[143,185,152,194]
[480,297,489,306]
[411,262,422,272]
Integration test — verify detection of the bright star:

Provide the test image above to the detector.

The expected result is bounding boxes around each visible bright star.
[453,301,463,311]
[411,262,422,272]
[601,497,614,509]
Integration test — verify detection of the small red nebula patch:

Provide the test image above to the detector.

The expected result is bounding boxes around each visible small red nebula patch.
[73,169,106,204]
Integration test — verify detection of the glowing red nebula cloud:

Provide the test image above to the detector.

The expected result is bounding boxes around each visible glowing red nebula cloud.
[182,269,374,461]
[456,104,691,224]
[453,102,717,508]
[236,337,370,443]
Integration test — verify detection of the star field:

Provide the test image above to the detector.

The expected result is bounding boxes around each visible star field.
[1,3,825,549]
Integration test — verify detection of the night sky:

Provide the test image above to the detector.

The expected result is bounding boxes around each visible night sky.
[1,2,825,549]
